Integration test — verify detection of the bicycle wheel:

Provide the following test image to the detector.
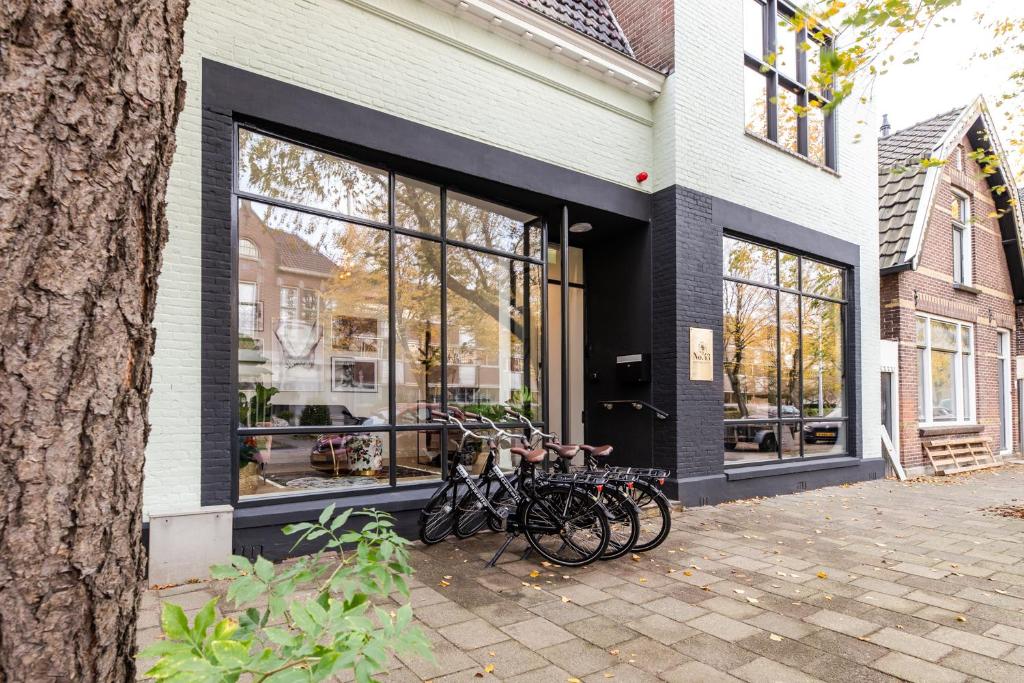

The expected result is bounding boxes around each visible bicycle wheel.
[600,486,640,560]
[454,484,491,539]
[629,480,672,552]
[419,483,457,544]
[521,485,609,567]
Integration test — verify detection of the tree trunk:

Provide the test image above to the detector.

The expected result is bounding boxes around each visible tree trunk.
[0,1,187,680]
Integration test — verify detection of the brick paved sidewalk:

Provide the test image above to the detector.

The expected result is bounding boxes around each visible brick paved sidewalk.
[139,466,1024,682]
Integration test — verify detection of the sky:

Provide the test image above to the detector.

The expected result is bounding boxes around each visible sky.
[868,0,1023,173]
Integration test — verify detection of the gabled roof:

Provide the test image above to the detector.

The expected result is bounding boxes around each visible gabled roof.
[509,0,632,56]
[877,98,1024,300]
[270,230,336,276]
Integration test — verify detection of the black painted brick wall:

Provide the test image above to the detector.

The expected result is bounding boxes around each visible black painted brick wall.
[651,186,725,485]
[200,101,235,507]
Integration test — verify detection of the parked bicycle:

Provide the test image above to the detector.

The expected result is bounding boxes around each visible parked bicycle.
[418,409,612,567]
[506,406,673,552]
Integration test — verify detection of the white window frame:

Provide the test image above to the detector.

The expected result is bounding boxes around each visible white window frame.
[997,329,1012,453]
[239,238,260,260]
[916,313,975,426]
[951,189,971,286]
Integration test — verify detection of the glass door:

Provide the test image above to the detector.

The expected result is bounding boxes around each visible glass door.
[547,245,585,445]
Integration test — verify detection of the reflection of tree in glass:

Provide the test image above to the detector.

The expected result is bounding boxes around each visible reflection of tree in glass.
[801,297,842,414]
[238,129,388,222]
[724,244,778,418]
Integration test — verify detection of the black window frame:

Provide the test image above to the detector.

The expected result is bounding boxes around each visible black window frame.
[232,123,548,502]
[723,233,850,464]
[744,0,838,170]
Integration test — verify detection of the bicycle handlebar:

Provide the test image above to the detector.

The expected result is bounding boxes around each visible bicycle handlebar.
[504,404,557,441]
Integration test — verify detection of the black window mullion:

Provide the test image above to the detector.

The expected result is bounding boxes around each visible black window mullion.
[775,253,783,459]
[766,1,779,141]
[439,187,449,480]
[797,264,805,458]
[797,88,810,157]
[387,171,397,487]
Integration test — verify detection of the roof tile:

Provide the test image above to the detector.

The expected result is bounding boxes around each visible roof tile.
[509,0,632,56]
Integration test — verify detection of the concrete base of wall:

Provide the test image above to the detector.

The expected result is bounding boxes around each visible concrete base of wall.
[672,458,886,507]
[148,505,234,585]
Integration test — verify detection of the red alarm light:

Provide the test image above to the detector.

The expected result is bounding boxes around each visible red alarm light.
[635,171,649,183]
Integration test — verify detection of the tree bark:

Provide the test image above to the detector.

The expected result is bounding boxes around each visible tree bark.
[0,1,187,680]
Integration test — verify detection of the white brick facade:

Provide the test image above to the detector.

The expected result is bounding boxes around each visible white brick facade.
[148,0,882,518]
[148,0,658,515]
[668,0,881,460]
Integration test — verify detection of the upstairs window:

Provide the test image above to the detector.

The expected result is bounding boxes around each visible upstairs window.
[743,0,836,169]
[951,191,971,285]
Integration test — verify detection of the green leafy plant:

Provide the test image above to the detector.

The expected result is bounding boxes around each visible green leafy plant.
[138,507,431,682]
[300,404,330,426]
[507,387,535,420]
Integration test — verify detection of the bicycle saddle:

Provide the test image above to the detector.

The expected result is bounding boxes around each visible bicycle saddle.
[510,446,546,463]
[579,444,613,458]
[543,442,580,459]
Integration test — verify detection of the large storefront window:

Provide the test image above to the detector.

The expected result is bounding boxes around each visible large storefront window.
[235,128,543,499]
[723,236,847,464]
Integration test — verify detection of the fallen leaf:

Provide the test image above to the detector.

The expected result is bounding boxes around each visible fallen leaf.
[956,615,967,622]
[568,678,583,683]
[609,649,620,656]
[769,633,783,642]
[746,597,759,604]
[816,571,828,579]
[734,589,745,594]
[484,664,495,674]
[603,673,615,679]
[443,575,452,580]
[683,570,693,576]
[529,570,540,578]
[631,554,641,562]
[561,596,571,603]
[439,580,450,588]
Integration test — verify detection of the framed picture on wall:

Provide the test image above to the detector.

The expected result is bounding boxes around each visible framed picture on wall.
[332,315,379,354]
[332,357,378,393]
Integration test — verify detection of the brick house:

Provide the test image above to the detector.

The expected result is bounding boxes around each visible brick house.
[878,98,1024,474]
[145,0,883,579]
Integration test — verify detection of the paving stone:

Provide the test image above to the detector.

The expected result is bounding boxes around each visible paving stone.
[396,631,478,680]
[686,612,762,642]
[940,650,1024,683]
[574,570,627,589]
[603,582,663,605]
[471,600,536,627]
[500,616,575,649]
[698,595,763,620]
[406,586,450,608]
[661,660,742,683]
[855,592,921,614]
[467,639,549,677]
[527,597,594,625]
[615,635,689,674]
[871,652,966,683]
[537,639,618,676]
[804,609,881,638]
[552,583,612,606]
[927,625,1014,658]
[504,664,571,682]
[625,613,696,645]
[582,662,661,682]
[438,618,509,650]
[1006,646,1024,666]
[642,595,708,622]
[737,632,828,670]
[905,589,972,613]
[985,623,1024,645]
[745,611,820,640]
[892,563,951,580]
[731,656,824,683]
[565,615,637,648]
[864,627,951,662]
[851,576,914,597]
[415,601,478,628]
[587,597,652,622]
[801,629,890,665]
[801,653,904,683]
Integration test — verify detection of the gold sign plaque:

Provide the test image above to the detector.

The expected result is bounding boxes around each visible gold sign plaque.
[690,328,714,381]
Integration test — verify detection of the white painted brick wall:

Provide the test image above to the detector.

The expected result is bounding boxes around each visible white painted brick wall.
[670,0,881,458]
[146,0,657,514]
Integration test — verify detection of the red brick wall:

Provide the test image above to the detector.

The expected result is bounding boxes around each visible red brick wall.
[606,0,674,73]
[881,134,1020,471]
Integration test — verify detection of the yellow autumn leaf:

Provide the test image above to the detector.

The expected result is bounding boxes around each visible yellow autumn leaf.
[568,678,583,683]
[484,664,495,674]
[529,570,540,578]
[683,570,693,576]
[816,571,828,579]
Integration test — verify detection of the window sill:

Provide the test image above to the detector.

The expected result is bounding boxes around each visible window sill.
[725,455,859,481]
[918,423,983,437]
[743,131,840,177]
[953,283,981,295]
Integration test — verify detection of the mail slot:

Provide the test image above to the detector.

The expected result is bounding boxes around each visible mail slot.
[616,353,650,383]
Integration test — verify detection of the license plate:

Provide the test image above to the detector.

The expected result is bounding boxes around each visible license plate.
[815,432,833,438]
